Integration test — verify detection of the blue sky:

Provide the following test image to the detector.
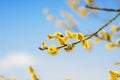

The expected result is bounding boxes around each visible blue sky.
[0,0,120,80]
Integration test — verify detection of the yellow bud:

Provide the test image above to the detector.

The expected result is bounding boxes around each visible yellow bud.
[63,36,68,42]
[82,40,91,49]
[78,7,88,17]
[66,77,71,80]
[47,45,58,55]
[107,33,113,41]
[41,41,47,49]
[60,10,67,17]
[46,34,54,40]
[106,43,115,49]
[72,33,77,38]
[68,1,78,9]
[46,14,54,21]
[53,32,63,38]
[32,73,38,80]
[100,31,106,38]
[110,25,118,32]
[85,0,93,3]
[109,70,120,78]
[68,19,77,26]
[55,20,66,27]
[57,37,67,45]
[12,78,17,80]
[28,66,34,73]
[65,30,73,38]
[94,37,101,43]
[116,39,120,47]
[107,77,117,80]
[64,44,75,52]
[100,31,112,41]
[73,33,84,41]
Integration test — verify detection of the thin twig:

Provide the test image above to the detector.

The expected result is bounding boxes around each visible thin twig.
[39,12,120,50]
[85,5,120,12]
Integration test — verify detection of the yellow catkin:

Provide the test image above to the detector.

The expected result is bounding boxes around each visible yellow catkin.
[53,32,63,38]
[106,43,115,49]
[42,41,47,49]
[57,37,67,45]
[47,45,58,55]
[68,19,77,26]
[94,37,101,43]
[85,0,93,3]
[109,70,120,79]
[100,31,106,38]
[82,40,91,49]
[64,44,75,52]
[63,36,68,42]
[12,78,17,80]
[73,33,85,41]
[46,14,54,21]
[100,31,112,41]
[60,10,67,17]
[55,20,66,27]
[110,25,118,32]
[107,77,117,80]
[65,30,73,38]
[66,77,71,80]
[32,73,38,80]
[116,39,120,47]
[78,7,88,17]
[68,1,78,10]
[107,33,112,41]
[28,66,34,73]
[46,34,54,40]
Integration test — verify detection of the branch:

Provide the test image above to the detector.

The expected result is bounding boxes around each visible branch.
[39,12,120,50]
[85,5,120,12]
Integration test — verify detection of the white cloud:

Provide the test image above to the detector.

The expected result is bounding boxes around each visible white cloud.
[0,51,35,70]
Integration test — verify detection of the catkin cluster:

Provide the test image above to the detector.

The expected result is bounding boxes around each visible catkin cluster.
[41,30,92,55]
[28,66,39,80]
[93,24,120,49]
[40,23,120,55]
[108,70,120,80]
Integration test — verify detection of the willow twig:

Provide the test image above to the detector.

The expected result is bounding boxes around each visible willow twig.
[85,5,120,12]
[39,12,120,50]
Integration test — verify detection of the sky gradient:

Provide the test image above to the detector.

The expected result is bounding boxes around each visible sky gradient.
[0,0,120,80]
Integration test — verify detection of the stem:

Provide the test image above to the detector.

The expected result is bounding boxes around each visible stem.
[85,5,120,12]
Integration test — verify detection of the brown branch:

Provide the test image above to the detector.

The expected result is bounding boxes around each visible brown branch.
[85,5,120,12]
[39,12,120,50]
